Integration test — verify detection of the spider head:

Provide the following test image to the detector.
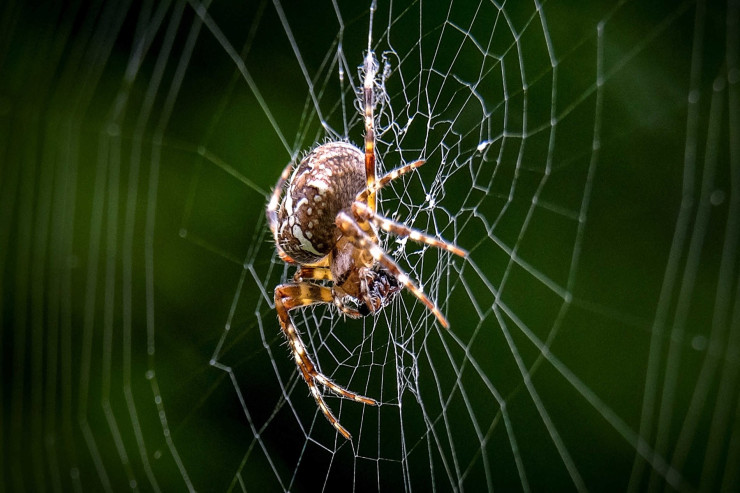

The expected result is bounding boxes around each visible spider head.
[359,264,402,316]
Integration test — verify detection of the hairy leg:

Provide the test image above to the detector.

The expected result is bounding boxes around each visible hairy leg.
[274,283,376,439]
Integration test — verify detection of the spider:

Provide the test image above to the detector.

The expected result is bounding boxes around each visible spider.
[266,53,467,440]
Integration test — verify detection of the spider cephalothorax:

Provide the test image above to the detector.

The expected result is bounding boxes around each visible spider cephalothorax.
[266,53,467,439]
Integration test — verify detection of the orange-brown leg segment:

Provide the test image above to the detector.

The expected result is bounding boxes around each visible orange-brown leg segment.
[291,266,363,318]
[355,159,426,205]
[275,283,377,439]
[335,212,452,328]
[293,266,333,283]
[352,201,468,258]
[363,52,378,213]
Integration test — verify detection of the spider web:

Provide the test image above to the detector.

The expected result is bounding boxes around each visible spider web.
[1,0,738,491]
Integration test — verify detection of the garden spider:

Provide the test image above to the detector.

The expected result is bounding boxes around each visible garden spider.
[266,52,467,440]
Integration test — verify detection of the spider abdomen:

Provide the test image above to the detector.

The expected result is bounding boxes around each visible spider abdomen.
[277,142,366,264]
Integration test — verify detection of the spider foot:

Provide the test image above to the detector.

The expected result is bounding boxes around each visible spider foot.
[306,372,377,440]
[313,372,378,406]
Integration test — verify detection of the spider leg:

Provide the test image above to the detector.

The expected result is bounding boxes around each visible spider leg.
[267,161,297,263]
[293,266,333,283]
[355,160,426,204]
[292,255,332,282]
[363,52,378,213]
[292,266,362,318]
[335,212,452,328]
[352,201,467,257]
[275,283,377,439]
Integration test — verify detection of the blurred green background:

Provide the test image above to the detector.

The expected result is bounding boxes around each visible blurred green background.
[1,0,737,491]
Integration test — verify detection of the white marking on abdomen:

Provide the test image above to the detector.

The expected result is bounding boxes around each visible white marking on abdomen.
[308,179,329,193]
[292,224,322,256]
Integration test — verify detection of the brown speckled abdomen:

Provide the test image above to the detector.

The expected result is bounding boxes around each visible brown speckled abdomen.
[277,142,366,264]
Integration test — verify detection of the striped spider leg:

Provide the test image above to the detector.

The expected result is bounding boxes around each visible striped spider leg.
[274,279,377,440]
